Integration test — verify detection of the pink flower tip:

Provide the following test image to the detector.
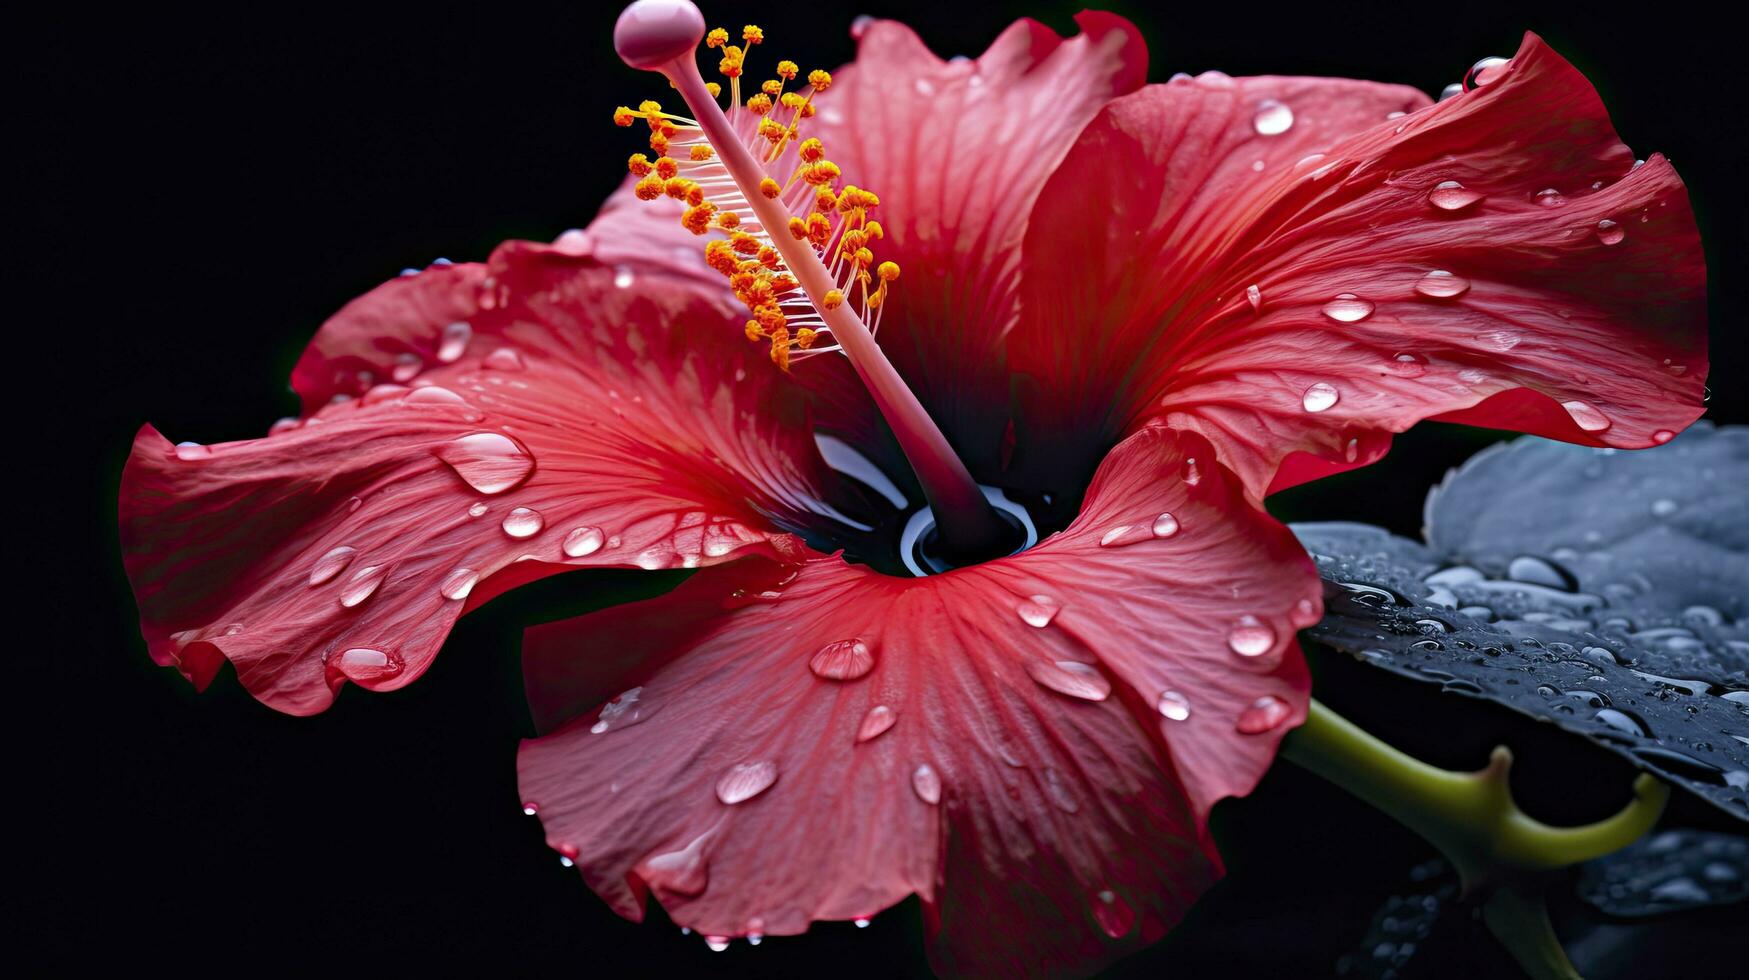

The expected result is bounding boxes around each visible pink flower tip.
[614,0,705,71]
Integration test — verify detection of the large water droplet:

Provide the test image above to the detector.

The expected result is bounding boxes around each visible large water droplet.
[1246,284,1262,312]
[716,761,778,804]
[484,346,525,371]
[174,441,213,460]
[1595,219,1625,245]
[856,705,896,743]
[1535,188,1566,207]
[1562,400,1612,432]
[1093,889,1136,939]
[911,763,942,804]
[1507,555,1579,591]
[613,266,636,289]
[468,502,489,518]
[1301,382,1339,413]
[1389,352,1428,378]
[405,385,473,410]
[1026,660,1112,702]
[640,828,711,896]
[1321,293,1375,323]
[1157,690,1191,721]
[704,937,730,953]
[1228,616,1277,657]
[1017,595,1060,628]
[392,353,423,383]
[1478,329,1520,352]
[1463,56,1509,90]
[1183,457,1202,486]
[436,432,535,494]
[1099,524,1153,548]
[590,687,651,734]
[439,567,479,601]
[308,545,357,586]
[339,564,386,608]
[501,506,544,538]
[1437,82,1464,102]
[1428,180,1483,211]
[1415,269,1471,299]
[1236,694,1292,734]
[331,646,403,682]
[563,526,605,558]
[809,638,875,681]
[1652,429,1676,444]
[1152,512,1180,538]
[1252,99,1293,136]
[437,321,472,363]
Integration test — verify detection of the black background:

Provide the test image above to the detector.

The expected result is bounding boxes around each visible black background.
[16,1,1744,975]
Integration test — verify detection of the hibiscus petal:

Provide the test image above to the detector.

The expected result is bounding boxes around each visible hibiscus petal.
[808,12,1147,469]
[1010,34,1706,498]
[120,240,837,714]
[517,425,1318,975]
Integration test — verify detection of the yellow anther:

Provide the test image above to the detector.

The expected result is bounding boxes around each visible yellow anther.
[757,118,786,142]
[705,82,722,98]
[742,25,764,45]
[780,92,806,109]
[637,99,663,116]
[798,138,825,162]
[719,46,744,78]
[707,241,740,275]
[854,247,875,268]
[808,69,832,91]
[787,216,809,239]
[770,339,790,371]
[649,133,669,154]
[815,188,838,211]
[796,327,817,349]
[800,102,817,118]
[777,60,799,80]
[746,93,774,116]
[613,106,637,127]
[756,305,787,330]
[628,153,652,176]
[654,156,679,179]
[664,177,694,200]
[682,203,716,235]
[686,184,705,206]
[877,261,901,282]
[761,79,783,96]
[771,274,797,292]
[803,160,841,186]
[806,212,833,244]
[864,220,884,240]
[758,246,780,269]
[745,319,764,341]
[823,289,844,310]
[716,211,741,229]
[840,229,867,253]
[634,175,665,201]
[689,144,714,161]
[760,177,783,199]
[731,232,763,255]
[706,28,730,48]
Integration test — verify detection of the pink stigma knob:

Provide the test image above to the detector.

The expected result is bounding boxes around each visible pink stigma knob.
[614,0,705,71]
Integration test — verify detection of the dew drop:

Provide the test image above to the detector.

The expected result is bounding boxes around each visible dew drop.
[1245,284,1262,312]
[1535,188,1566,207]
[1183,457,1202,486]
[809,638,875,681]
[1595,219,1625,245]
[1026,659,1112,702]
[856,704,896,743]
[1017,595,1060,628]
[1301,382,1339,413]
[522,802,539,816]
[1099,524,1153,548]
[1236,694,1292,734]
[1389,352,1428,378]
[590,687,649,734]
[308,545,357,586]
[1414,269,1471,299]
[1428,180,1483,211]
[1463,56,1509,90]
[484,346,525,371]
[704,937,729,952]
[1652,429,1676,444]
[911,763,942,804]
[501,506,544,539]
[563,526,606,558]
[854,918,871,929]
[716,761,778,804]
[468,502,489,518]
[1252,99,1294,136]
[1152,512,1180,538]
[1228,616,1277,657]
[392,353,423,383]
[614,266,635,289]
[437,321,472,363]
[1093,889,1136,938]
[339,564,386,608]
[1478,329,1520,352]
[1157,690,1191,721]
[1321,293,1375,323]
[439,567,479,601]
[331,646,402,682]
[849,14,873,39]
[405,386,475,415]
[436,432,535,494]
[1507,555,1578,590]
[1562,400,1612,432]
[174,441,213,460]
[1651,498,1678,518]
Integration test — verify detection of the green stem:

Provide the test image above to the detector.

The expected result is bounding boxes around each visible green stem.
[1482,884,1583,980]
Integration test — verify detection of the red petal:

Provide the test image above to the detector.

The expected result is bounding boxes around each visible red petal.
[120,241,834,713]
[808,13,1147,465]
[517,425,1318,975]
[1010,35,1706,498]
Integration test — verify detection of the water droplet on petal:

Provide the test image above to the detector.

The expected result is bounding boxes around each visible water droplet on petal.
[1152,512,1180,538]
[1245,283,1262,312]
[522,802,539,816]
[436,432,535,494]
[440,567,479,601]
[856,705,896,743]
[1652,429,1676,444]
[1017,595,1060,628]
[1093,889,1136,938]
[809,638,875,681]
[405,386,477,417]
[339,564,386,608]
[1477,329,1520,352]
[501,506,544,538]
[1183,457,1202,486]
[1027,660,1112,702]
[1437,82,1464,102]
[1415,269,1471,299]
[1292,597,1321,627]
[1228,616,1277,657]
[332,646,403,682]
[1388,352,1428,378]
[1157,690,1191,721]
[1595,219,1625,245]
[1099,524,1153,548]
[563,526,606,558]
[1301,382,1339,413]
[1651,498,1678,518]
[437,321,472,363]
[911,763,942,804]
[849,14,874,39]
[1428,180,1483,211]
[854,917,871,929]
[1463,56,1509,90]
[716,761,778,804]
[484,346,525,371]
[308,545,357,586]
[1252,99,1293,135]
[174,441,213,460]
[392,353,423,383]
[614,266,636,289]
[1562,400,1612,432]
[1535,188,1565,207]
[703,936,730,952]
[1321,293,1375,323]
[1236,694,1292,734]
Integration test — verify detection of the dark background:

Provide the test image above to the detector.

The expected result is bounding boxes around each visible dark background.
[15,1,1743,975]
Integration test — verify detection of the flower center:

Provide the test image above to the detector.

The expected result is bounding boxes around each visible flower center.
[610,0,1016,565]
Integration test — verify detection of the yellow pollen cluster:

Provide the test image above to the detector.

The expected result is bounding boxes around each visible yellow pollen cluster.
[611,22,900,370]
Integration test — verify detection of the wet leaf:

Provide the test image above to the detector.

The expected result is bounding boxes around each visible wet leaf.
[1575,828,1748,917]
[1293,424,1749,820]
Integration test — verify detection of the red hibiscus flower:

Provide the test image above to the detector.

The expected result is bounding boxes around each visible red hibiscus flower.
[118,1,1706,975]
